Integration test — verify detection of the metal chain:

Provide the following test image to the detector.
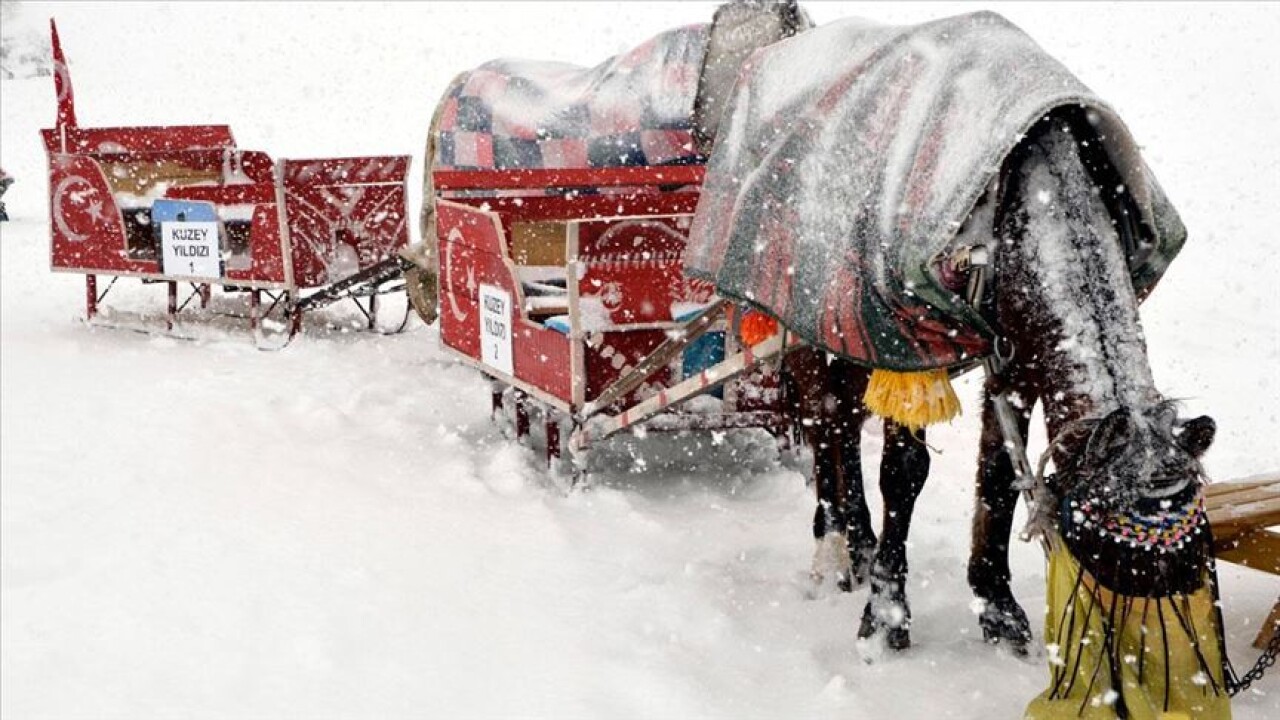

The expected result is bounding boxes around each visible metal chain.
[1227,624,1280,696]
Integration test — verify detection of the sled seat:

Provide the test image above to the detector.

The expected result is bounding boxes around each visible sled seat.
[1206,473,1280,648]
[516,266,569,319]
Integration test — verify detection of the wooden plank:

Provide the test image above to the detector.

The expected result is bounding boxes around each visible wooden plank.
[579,300,727,420]
[1206,477,1277,496]
[1206,475,1280,650]
[571,330,799,452]
[434,166,705,191]
[1205,480,1280,509]
[1215,529,1280,575]
[510,222,567,266]
[98,157,221,196]
[1209,496,1280,543]
[1255,600,1280,650]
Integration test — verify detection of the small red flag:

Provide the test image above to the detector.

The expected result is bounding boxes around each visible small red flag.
[50,19,77,129]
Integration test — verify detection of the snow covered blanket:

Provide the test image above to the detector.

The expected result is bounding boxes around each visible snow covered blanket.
[684,11,1187,371]
[432,24,708,171]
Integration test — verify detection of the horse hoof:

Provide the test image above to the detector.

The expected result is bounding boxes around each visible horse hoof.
[858,600,911,651]
[885,626,911,650]
[981,627,1029,656]
[978,596,1032,655]
[833,543,876,592]
[849,541,876,589]
[811,532,855,591]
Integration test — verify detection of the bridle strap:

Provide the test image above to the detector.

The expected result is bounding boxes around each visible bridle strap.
[965,247,1051,551]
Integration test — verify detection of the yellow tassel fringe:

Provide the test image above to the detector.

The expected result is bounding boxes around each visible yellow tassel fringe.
[1025,539,1231,719]
[862,368,961,431]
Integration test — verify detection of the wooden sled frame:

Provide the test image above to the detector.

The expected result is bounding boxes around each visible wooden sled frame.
[1206,472,1280,649]
[432,165,799,471]
[44,19,412,346]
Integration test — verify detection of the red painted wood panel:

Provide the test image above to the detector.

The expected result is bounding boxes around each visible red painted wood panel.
[434,165,703,191]
[436,200,573,403]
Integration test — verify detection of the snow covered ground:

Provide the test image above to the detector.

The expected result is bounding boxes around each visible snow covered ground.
[2,2,1276,718]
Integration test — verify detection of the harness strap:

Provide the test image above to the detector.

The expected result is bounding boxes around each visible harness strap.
[965,250,1051,550]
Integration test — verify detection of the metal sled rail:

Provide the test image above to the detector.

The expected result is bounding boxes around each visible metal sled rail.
[293,255,415,315]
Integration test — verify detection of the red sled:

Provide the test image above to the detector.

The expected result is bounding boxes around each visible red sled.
[430,166,802,478]
[42,20,413,345]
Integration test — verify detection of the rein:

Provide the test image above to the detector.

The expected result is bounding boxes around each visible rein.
[961,246,1051,550]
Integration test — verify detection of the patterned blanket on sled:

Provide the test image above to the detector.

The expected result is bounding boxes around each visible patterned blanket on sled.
[432,24,708,171]
[684,11,1187,371]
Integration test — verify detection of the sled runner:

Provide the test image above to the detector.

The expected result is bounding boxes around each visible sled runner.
[43,21,412,346]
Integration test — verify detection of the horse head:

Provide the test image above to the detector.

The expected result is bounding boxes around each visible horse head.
[1058,404,1215,510]
[1046,403,1216,595]
[987,112,1220,597]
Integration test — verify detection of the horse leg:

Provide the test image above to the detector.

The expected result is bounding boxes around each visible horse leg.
[809,420,857,589]
[967,380,1034,653]
[834,363,876,587]
[811,426,877,589]
[786,349,874,590]
[859,420,929,650]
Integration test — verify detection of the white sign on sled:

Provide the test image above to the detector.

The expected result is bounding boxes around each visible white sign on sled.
[160,221,222,280]
[479,283,514,376]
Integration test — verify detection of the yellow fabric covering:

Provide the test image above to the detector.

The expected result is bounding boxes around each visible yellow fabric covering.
[862,368,961,431]
[1025,539,1231,720]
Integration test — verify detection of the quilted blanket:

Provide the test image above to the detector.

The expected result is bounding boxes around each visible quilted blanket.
[684,11,1187,371]
[432,25,709,171]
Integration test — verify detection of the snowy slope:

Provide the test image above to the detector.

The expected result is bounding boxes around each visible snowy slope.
[1,2,1276,718]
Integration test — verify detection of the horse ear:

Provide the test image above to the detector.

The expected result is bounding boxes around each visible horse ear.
[1177,415,1216,458]
[1087,407,1135,463]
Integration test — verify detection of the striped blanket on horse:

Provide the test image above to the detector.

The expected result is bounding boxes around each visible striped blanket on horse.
[684,11,1187,371]
[432,25,708,171]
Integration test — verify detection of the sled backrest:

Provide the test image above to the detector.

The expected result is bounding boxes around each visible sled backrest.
[279,156,411,289]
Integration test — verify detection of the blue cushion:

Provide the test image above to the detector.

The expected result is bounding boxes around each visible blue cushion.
[544,315,571,335]
[151,198,218,224]
[682,331,725,399]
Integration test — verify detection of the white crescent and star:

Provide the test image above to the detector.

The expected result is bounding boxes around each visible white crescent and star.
[54,61,72,104]
[444,225,475,322]
[52,174,96,243]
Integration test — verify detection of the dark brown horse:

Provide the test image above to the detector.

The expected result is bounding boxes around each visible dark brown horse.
[783,110,1216,653]
[687,2,1218,668]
